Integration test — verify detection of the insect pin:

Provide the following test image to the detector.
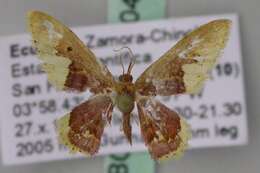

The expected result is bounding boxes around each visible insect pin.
[27,10,231,160]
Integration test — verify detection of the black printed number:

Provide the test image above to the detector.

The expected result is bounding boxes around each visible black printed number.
[15,121,32,137]
[108,153,130,173]
[16,139,54,157]
[108,164,128,173]
[120,0,140,22]
[223,102,242,116]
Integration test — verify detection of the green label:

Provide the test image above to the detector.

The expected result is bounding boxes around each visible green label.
[104,153,155,173]
[108,0,166,23]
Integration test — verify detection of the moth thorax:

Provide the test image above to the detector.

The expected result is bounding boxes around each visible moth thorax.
[119,74,133,83]
[116,94,135,114]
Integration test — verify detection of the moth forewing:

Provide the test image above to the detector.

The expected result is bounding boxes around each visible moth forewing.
[27,11,115,93]
[135,19,231,96]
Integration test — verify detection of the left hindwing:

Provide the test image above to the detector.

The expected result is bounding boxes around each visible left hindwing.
[137,97,191,160]
[27,11,114,93]
[135,19,231,96]
[56,94,113,155]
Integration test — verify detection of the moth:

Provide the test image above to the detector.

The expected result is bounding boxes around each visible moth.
[27,11,231,160]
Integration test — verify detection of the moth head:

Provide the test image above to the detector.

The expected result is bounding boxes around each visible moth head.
[119,74,133,82]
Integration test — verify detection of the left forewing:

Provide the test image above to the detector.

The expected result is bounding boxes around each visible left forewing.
[135,19,231,96]
[27,11,114,93]
[137,97,191,160]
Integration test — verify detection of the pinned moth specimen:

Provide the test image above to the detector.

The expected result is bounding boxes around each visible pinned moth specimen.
[27,11,231,160]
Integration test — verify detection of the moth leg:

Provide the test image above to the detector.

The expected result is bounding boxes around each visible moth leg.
[122,112,133,145]
[56,94,113,155]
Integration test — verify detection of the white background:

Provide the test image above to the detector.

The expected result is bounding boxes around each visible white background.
[0,0,259,173]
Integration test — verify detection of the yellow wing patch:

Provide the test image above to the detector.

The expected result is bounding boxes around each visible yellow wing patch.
[41,55,71,90]
[55,114,80,154]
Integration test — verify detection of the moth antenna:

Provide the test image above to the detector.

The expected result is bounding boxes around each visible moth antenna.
[125,47,136,75]
[120,54,125,74]
[114,47,136,74]
[113,48,125,74]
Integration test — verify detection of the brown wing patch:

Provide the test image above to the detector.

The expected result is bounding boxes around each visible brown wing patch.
[56,94,113,155]
[136,59,197,96]
[135,19,231,96]
[27,11,114,93]
[137,97,191,160]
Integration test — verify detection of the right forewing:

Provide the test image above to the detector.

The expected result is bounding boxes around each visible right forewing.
[135,20,231,96]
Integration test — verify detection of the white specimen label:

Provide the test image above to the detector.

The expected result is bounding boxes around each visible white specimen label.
[0,14,248,165]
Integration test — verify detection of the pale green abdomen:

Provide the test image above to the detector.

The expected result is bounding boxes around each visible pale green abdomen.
[116,94,135,114]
